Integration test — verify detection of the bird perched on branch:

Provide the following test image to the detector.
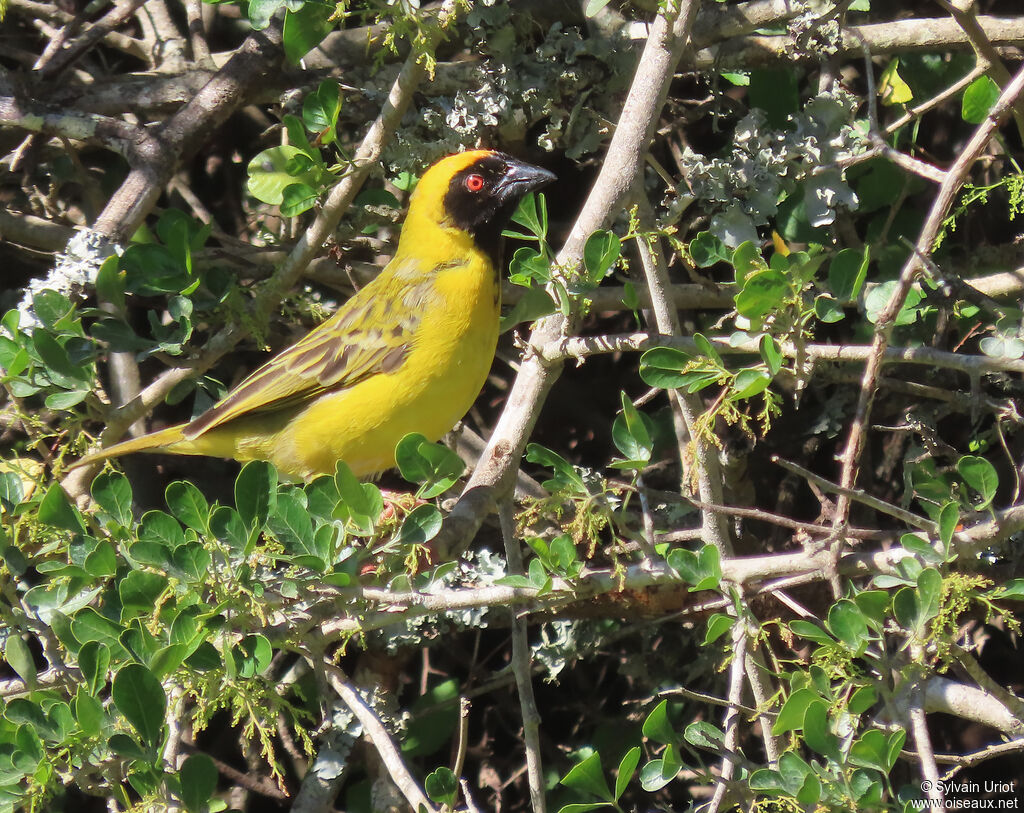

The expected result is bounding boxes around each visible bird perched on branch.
[72,150,555,479]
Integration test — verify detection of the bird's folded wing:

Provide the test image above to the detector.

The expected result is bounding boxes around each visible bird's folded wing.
[182,279,420,440]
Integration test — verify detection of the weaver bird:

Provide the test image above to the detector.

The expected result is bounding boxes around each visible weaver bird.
[72,150,555,479]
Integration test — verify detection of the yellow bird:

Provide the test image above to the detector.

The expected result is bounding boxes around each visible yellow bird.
[72,150,555,479]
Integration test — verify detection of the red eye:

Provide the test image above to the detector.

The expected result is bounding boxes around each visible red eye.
[466,174,485,192]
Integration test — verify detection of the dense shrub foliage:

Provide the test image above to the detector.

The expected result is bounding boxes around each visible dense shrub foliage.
[2,0,1024,812]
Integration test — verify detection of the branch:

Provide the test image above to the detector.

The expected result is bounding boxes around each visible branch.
[633,194,731,555]
[910,686,944,806]
[689,16,1024,69]
[437,0,704,556]
[707,616,748,813]
[35,0,148,78]
[833,61,1024,526]
[543,331,1024,376]
[322,664,438,813]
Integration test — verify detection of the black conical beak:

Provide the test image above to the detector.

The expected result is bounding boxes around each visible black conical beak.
[495,159,556,201]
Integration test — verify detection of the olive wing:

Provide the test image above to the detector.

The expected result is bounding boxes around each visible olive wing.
[182,270,422,440]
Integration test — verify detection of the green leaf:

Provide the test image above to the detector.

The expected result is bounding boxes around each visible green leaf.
[424,766,459,807]
[848,685,878,714]
[666,545,720,590]
[302,80,341,144]
[268,489,315,555]
[614,746,641,801]
[235,634,272,678]
[788,619,834,645]
[333,461,381,535]
[246,0,290,29]
[500,286,557,332]
[777,750,813,791]
[611,392,653,466]
[280,182,320,217]
[828,246,870,300]
[992,579,1024,599]
[236,461,277,531]
[772,688,817,735]
[802,701,840,761]
[704,613,733,644]
[641,699,676,745]
[759,335,783,376]
[4,635,36,688]
[73,609,126,657]
[748,768,787,793]
[282,1,335,63]
[825,599,869,652]
[814,294,845,323]
[849,729,889,771]
[892,586,919,632]
[246,145,321,205]
[401,678,459,757]
[583,0,612,17]
[397,504,442,547]
[886,729,906,771]
[32,331,81,383]
[32,290,74,329]
[112,664,167,748]
[78,641,110,696]
[0,469,24,508]
[209,505,248,550]
[525,444,587,495]
[853,590,890,626]
[74,688,104,736]
[560,751,612,801]
[683,720,724,750]
[165,481,209,533]
[797,773,822,806]
[583,230,620,283]
[901,533,944,564]
[119,571,169,618]
[138,510,185,551]
[507,246,551,287]
[108,732,148,760]
[510,192,546,240]
[957,455,998,509]
[692,333,723,366]
[638,346,691,390]
[37,484,86,533]
[45,389,89,409]
[962,75,1000,123]
[916,567,942,627]
[638,758,674,792]
[179,753,218,813]
[735,269,788,319]
[689,231,731,268]
[394,433,466,498]
[730,367,771,400]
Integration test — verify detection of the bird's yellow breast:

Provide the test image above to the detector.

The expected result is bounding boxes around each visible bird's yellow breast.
[263,249,499,478]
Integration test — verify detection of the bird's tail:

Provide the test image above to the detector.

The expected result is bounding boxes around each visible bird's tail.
[67,425,189,472]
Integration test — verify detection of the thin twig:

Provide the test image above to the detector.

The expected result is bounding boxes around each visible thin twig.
[498,500,547,813]
[833,62,1024,529]
[633,192,732,555]
[772,456,937,533]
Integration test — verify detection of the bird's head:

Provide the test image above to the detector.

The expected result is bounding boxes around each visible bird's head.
[404,150,556,261]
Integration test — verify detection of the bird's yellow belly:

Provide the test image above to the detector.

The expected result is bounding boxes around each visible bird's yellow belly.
[250,273,498,479]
